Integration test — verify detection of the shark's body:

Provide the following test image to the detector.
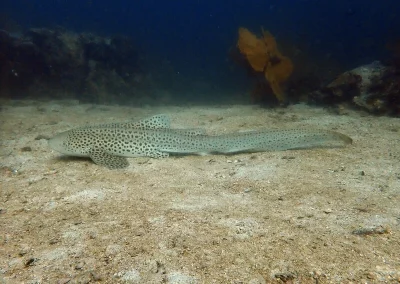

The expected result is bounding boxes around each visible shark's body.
[48,114,352,169]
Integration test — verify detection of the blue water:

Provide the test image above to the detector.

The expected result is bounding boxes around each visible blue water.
[1,0,399,103]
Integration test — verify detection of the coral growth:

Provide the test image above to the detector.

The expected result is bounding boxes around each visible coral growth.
[237,27,293,102]
[309,61,400,115]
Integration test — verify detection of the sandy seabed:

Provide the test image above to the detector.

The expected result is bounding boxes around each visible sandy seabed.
[0,100,399,283]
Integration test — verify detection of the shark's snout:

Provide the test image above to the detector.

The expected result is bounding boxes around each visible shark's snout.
[48,132,70,154]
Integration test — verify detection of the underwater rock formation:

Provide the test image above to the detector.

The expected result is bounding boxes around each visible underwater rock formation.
[0,28,142,103]
[309,61,400,115]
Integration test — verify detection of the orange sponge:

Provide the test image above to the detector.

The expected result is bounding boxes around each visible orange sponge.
[237,27,293,102]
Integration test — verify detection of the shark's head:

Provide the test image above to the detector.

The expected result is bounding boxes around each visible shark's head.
[48,130,89,156]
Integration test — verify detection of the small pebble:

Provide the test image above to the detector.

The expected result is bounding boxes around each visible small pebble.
[57,278,71,284]
[25,257,38,267]
[207,159,216,164]
[18,244,30,256]
[366,272,376,279]
[35,134,50,140]
[274,272,296,281]
[44,169,58,176]
[49,238,60,245]
[75,262,84,270]
[91,271,103,281]
[352,226,390,236]
[282,156,295,160]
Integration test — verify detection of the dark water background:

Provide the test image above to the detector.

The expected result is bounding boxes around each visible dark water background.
[1,0,399,103]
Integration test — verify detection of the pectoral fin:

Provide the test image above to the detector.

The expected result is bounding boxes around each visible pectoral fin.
[88,148,129,169]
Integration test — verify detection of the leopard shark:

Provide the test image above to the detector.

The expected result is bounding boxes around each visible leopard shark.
[48,114,352,169]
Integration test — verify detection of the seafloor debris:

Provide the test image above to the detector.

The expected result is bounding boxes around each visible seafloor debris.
[0,28,142,103]
[309,61,400,115]
[351,225,390,236]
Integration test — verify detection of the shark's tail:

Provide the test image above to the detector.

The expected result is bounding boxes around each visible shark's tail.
[197,129,352,154]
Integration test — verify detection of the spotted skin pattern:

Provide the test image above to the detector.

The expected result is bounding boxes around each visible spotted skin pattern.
[49,114,352,169]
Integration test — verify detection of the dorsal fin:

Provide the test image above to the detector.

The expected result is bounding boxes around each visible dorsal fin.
[119,114,171,129]
[78,114,171,130]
